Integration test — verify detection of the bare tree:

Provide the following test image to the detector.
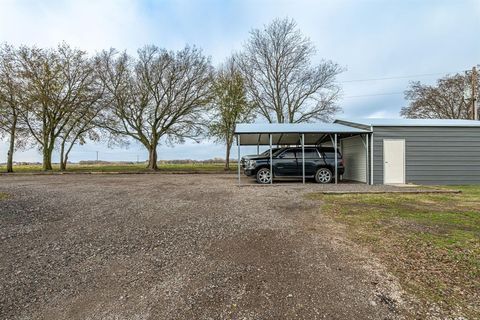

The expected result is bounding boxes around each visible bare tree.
[209,57,254,170]
[96,46,212,170]
[0,44,27,172]
[17,43,99,170]
[56,64,105,170]
[57,92,105,170]
[237,18,343,123]
[401,73,480,119]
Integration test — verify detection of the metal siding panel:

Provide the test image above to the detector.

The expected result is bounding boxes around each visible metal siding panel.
[372,126,480,184]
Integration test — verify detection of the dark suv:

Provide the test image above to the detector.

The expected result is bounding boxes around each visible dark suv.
[240,148,281,169]
[243,147,344,184]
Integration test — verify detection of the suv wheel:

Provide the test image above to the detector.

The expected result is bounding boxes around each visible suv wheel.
[256,168,272,184]
[315,168,332,184]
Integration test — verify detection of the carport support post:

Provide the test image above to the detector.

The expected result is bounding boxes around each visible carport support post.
[365,133,369,185]
[257,134,261,155]
[237,135,241,186]
[301,133,305,184]
[370,133,374,185]
[269,134,273,184]
[334,134,338,184]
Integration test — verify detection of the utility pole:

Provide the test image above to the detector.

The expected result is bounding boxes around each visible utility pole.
[96,151,99,162]
[472,66,478,120]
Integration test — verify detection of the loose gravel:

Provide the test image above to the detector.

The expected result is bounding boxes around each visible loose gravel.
[0,174,408,319]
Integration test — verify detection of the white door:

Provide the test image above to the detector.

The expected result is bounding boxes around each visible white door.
[383,139,405,184]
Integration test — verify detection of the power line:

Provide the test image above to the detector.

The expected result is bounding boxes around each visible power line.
[340,69,471,99]
[340,70,467,84]
[343,92,404,99]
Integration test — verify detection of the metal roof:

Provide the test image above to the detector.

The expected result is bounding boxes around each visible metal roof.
[335,118,480,127]
[234,123,370,146]
[235,123,370,134]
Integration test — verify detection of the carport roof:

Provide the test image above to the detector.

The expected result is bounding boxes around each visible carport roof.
[234,123,370,145]
[235,122,370,134]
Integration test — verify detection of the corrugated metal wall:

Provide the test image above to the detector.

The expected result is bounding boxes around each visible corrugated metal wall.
[341,136,367,183]
[372,126,480,184]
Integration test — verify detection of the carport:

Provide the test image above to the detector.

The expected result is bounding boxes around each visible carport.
[234,123,372,185]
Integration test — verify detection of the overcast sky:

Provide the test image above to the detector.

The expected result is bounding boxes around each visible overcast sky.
[1,0,479,162]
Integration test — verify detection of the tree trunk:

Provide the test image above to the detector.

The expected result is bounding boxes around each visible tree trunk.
[6,116,16,173]
[61,155,68,171]
[42,144,53,171]
[225,142,231,170]
[60,142,66,171]
[62,147,73,171]
[147,147,158,170]
[42,129,57,171]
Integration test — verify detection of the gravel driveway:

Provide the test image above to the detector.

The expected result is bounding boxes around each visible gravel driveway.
[0,174,406,319]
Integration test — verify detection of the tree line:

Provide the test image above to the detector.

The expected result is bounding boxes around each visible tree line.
[0,18,343,172]
[1,18,477,172]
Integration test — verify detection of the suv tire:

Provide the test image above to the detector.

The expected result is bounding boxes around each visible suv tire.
[256,168,272,184]
[315,168,333,184]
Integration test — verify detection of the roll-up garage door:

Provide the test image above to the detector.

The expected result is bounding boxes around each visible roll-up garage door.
[341,136,366,183]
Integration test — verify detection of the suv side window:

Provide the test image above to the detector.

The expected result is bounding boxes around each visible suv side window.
[302,149,321,159]
[279,149,296,158]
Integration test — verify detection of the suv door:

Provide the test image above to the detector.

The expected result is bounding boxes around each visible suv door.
[273,149,298,176]
[298,148,322,176]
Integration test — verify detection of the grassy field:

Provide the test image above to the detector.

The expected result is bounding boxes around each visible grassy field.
[308,186,480,318]
[0,162,237,173]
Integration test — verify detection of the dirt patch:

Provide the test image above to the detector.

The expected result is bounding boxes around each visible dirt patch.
[0,174,407,319]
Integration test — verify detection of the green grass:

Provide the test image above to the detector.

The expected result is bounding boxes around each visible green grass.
[0,162,237,173]
[308,186,480,318]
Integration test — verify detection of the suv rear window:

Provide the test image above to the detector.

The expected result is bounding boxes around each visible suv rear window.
[323,151,342,158]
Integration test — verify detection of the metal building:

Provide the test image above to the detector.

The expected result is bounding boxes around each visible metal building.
[235,118,480,185]
[335,118,480,185]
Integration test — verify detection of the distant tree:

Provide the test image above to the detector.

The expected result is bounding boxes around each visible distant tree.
[0,44,27,172]
[237,18,343,123]
[96,46,213,170]
[401,73,480,119]
[17,43,100,170]
[209,58,254,170]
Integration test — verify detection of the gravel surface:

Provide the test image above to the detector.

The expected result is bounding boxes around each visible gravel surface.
[0,174,409,319]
